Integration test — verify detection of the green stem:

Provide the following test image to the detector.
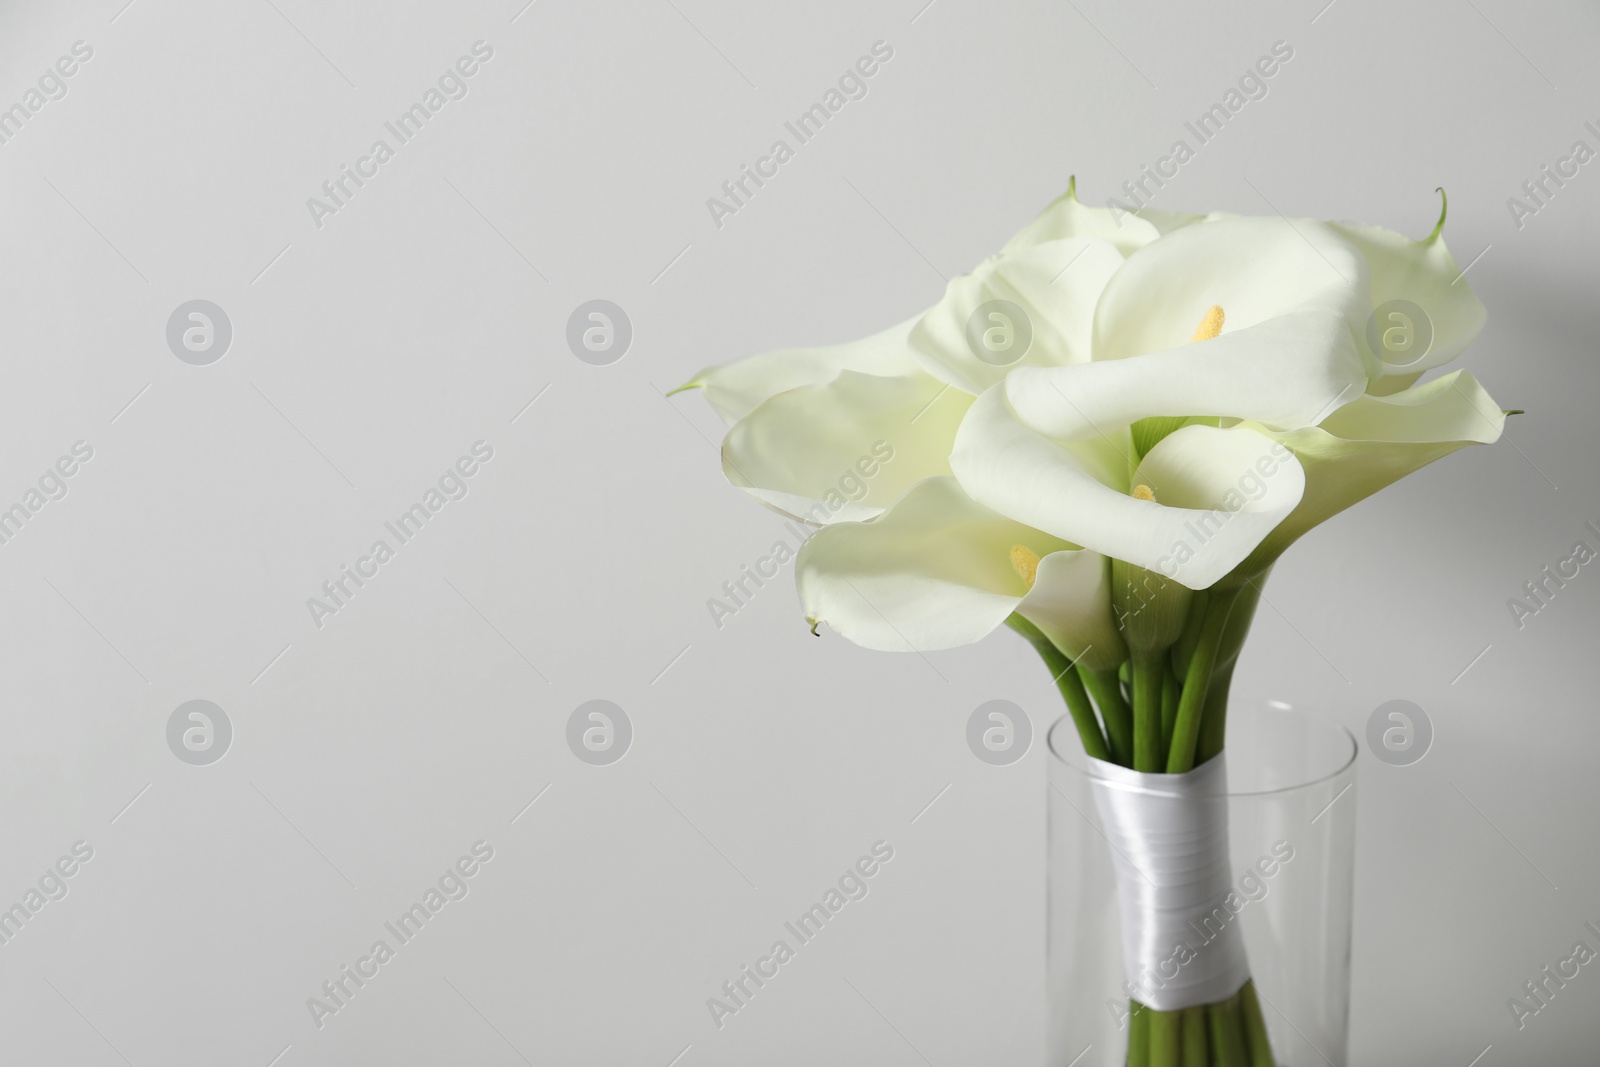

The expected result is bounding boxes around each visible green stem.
[1055,666,1111,763]
[1083,667,1134,767]
[1213,576,1265,671]
[1170,587,1209,682]
[1195,660,1236,765]
[1191,576,1263,764]
[1165,589,1242,774]
[1132,654,1165,772]
[1181,1007,1208,1066]
[1127,1000,1150,1066]
[1238,982,1274,1067]
[1005,616,1109,761]
[1160,665,1179,758]
[1206,994,1248,1066]
[1148,1008,1181,1067]
[1106,900,1278,1060]
[1133,993,1271,1066]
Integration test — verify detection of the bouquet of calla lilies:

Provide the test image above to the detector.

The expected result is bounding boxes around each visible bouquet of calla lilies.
[677,181,1509,1066]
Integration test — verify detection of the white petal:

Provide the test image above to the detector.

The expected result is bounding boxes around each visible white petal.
[1002,186,1183,256]
[1016,549,1128,669]
[951,388,1305,589]
[1091,215,1370,365]
[1231,371,1506,575]
[907,238,1126,395]
[1006,307,1369,441]
[1319,368,1505,444]
[721,370,971,524]
[676,317,922,425]
[797,477,1072,651]
[1330,219,1487,377]
[1132,426,1307,587]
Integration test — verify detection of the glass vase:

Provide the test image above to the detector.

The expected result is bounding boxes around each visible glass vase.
[1046,701,1357,1066]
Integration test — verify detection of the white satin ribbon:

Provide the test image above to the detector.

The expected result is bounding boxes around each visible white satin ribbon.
[1087,754,1249,1011]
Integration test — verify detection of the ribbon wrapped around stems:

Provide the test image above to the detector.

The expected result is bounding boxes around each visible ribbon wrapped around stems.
[1086,753,1250,1012]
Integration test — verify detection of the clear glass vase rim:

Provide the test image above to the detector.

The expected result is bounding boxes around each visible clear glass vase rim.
[1045,705,1357,798]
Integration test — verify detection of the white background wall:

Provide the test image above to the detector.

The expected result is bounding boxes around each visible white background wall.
[0,0,1594,1063]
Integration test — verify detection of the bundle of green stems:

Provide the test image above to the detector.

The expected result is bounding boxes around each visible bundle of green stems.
[1011,567,1276,1067]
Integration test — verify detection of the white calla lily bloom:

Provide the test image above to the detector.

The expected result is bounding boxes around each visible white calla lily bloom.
[1233,368,1507,577]
[794,476,1127,668]
[677,185,1508,655]
[677,189,1191,526]
[951,387,1307,590]
[1331,194,1488,384]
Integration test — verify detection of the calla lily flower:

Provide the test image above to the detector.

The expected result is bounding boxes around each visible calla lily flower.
[678,182,1508,657]
[1231,369,1507,578]
[950,208,1505,592]
[794,476,1127,669]
[1218,199,1504,577]
[1330,192,1488,387]
[904,236,1124,396]
[675,189,1194,526]
[1000,179,1212,255]
[675,317,925,427]
[950,387,1308,591]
